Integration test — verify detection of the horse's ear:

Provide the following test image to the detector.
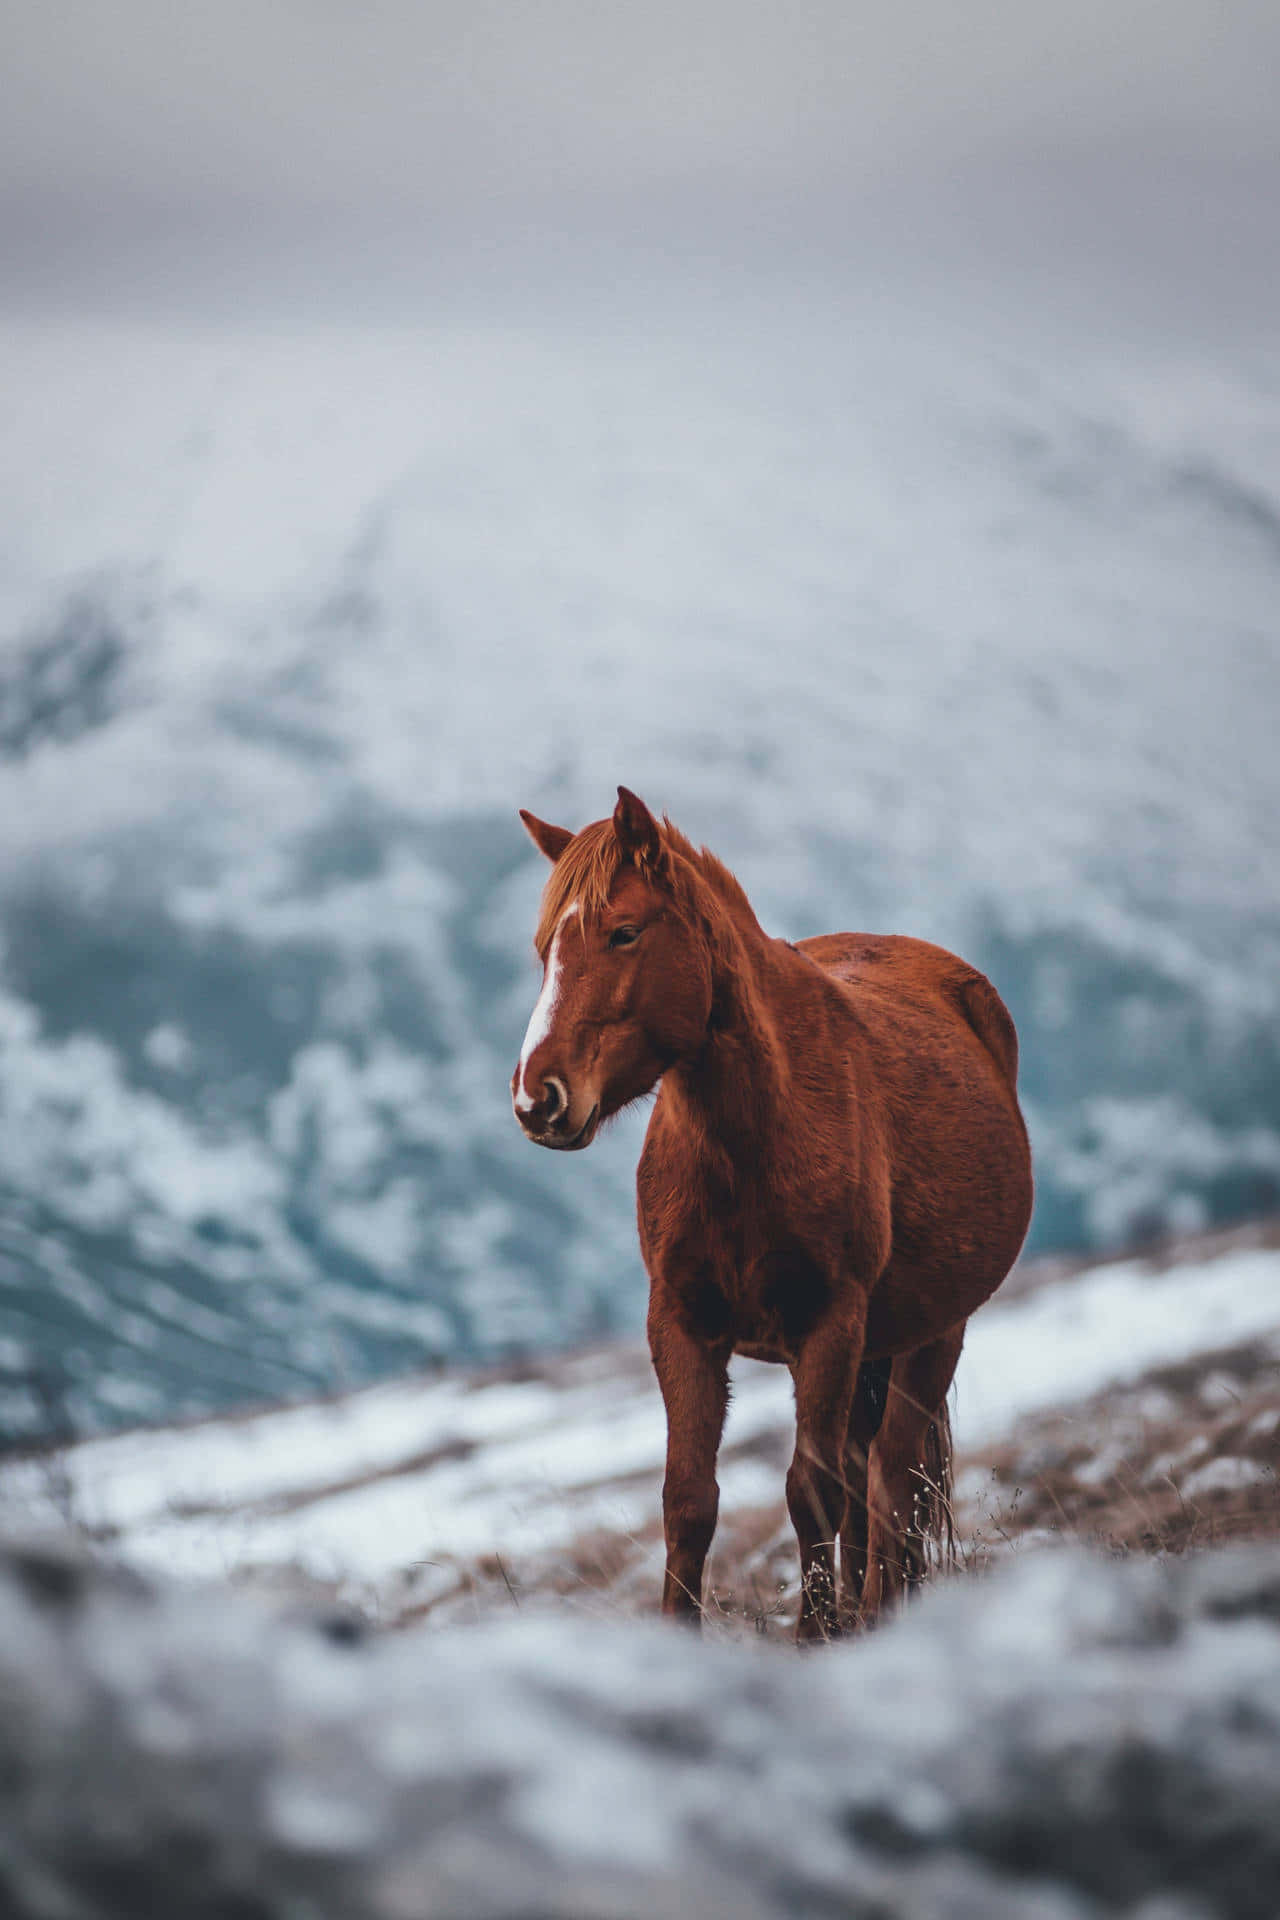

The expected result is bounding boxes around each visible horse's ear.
[613,786,664,871]
[519,810,574,864]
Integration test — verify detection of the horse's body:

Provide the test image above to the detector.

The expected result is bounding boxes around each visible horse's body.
[513,789,1032,1639]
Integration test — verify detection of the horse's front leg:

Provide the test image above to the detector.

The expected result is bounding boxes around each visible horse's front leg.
[648,1299,730,1625]
[788,1299,867,1644]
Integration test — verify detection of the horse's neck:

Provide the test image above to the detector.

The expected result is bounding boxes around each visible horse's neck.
[668,907,797,1144]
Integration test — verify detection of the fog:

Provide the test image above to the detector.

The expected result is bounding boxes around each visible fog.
[3,2,1278,329]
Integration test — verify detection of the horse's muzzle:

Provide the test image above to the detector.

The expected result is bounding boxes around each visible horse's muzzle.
[514,1082,600,1151]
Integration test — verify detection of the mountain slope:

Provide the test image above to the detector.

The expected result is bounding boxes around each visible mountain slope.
[3,1218,1276,1634]
[2,301,1279,1439]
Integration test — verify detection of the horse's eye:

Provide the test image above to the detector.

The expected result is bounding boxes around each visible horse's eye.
[608,926,640,950]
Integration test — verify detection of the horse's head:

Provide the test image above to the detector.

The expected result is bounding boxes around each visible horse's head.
[512,787,712,1149]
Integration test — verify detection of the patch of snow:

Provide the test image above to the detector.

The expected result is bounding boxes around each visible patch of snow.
[1198,1371,1245,1409]
[955,1248,1280,1448]
[1144,1436,1213,1486]
[1178,1456,1275,1501]
[328,1180,422,1275]
[1072,1443,1131,1489]
[142,1023,192,1071]
[1134,1387,1183,1425]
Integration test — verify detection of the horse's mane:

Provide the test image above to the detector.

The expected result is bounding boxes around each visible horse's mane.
[534,816,754,957]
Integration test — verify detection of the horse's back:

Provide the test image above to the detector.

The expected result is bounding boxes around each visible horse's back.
[796,932,1019,1089]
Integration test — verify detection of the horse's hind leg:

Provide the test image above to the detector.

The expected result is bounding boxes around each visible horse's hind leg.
[787,1302,867,1644]
[839,1355,891,1625]
[861,1325,964,1626]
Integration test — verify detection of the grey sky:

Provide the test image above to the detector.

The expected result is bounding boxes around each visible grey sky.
[3,1,1277,313]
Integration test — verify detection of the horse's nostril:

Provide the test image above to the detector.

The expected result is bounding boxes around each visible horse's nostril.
[543,1076,566,1122]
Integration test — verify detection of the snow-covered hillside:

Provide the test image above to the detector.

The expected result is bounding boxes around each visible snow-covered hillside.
[2,296,1279,1438]
[3,1222,1275,1630]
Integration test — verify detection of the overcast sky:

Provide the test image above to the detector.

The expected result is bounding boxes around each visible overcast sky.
[2,1,1277,319]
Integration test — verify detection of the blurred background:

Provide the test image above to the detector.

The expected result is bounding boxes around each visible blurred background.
[1,1,1277,1445]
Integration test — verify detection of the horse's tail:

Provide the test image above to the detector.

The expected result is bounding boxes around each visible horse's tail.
[917,1395,956,1574]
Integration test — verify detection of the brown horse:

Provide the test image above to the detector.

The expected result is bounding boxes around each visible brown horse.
[512,787,1032,1641]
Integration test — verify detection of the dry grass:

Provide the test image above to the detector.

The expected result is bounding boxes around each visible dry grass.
[383,1315,1280,1639]
[956,1336,1280,1567]
[8,1216,1278,1641]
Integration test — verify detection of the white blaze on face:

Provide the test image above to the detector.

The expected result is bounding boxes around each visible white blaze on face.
[514,903,578,1112]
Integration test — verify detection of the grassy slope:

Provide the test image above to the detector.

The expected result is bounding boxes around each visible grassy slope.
[1,1216,1276,1641]
[397,1217,1280,1637]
